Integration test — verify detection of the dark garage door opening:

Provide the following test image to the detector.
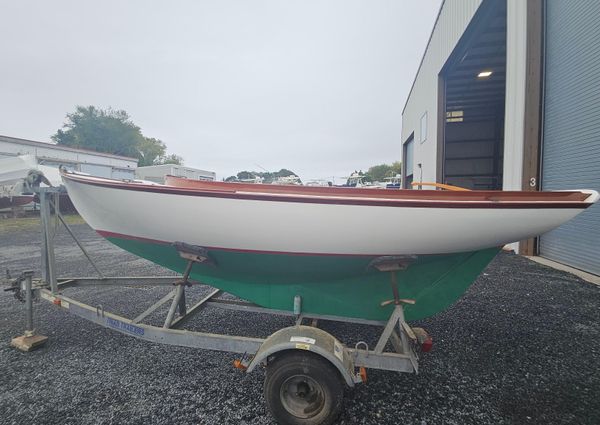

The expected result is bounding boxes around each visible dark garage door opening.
[440,0,507,190]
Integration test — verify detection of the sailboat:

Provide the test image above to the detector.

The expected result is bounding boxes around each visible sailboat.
[61,170,598,321]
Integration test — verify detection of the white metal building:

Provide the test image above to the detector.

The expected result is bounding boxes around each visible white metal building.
[135,164,216,184]
[0,135,137,179]
[401,0,600,274]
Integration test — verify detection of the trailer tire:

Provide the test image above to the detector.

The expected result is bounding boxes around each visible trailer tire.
[264,351,344,425]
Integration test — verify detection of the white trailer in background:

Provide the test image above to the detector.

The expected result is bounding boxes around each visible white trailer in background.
[135,164,216,184]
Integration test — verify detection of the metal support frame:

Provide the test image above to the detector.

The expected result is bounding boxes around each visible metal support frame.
[39,188,58,293]
[9,271,48,351]
[50,199,104,278]
[33,275,423,376]
[23,271,34,334]
[12,185,428,380]
[163,260,194,328]
[39,289,264,354]
[133,290,176,324]
[164,284,185,328]
[171,288,221,329]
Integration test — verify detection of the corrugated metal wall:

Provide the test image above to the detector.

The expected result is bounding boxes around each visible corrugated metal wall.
[540,0,600,274]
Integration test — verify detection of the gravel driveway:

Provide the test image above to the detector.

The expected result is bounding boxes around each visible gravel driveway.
[1,217,599,425]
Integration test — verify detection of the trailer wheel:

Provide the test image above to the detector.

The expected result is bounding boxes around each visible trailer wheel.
[264,351,344,425]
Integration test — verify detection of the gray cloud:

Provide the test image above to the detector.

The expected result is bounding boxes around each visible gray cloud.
[0,0,440,181]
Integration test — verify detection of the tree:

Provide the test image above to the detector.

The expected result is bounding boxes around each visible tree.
[237,171,257,181]
[273,169,296,178]
[52,106,141,157]
[365,162,402,182]
[137,137,166,166]
[160,154,184,165]
[52,106,182,166]
[225,169,300,183]
[137,138,183,166]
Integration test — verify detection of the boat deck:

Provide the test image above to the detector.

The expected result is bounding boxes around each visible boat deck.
[164,176,594,203]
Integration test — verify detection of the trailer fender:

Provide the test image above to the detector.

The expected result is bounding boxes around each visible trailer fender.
[246,325,357,387]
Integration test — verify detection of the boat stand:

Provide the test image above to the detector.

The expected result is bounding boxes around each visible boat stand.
[6,270,49,351]
[7,186,432,424]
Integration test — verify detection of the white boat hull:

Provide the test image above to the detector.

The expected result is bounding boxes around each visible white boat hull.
[62,175,596,256]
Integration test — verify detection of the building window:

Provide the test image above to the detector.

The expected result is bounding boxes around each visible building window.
[420,112,428,143]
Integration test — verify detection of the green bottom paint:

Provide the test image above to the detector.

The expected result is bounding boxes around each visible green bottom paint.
[107,236,500,321]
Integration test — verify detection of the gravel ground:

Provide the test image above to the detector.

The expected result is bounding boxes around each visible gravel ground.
[0,217,599,425]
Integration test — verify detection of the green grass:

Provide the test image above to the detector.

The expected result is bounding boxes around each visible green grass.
[0,214,86,234]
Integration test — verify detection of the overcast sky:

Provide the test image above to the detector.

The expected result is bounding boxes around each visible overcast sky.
[1,0,440,182]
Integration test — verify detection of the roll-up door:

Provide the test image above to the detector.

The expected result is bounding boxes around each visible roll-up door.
[539,0,600,274]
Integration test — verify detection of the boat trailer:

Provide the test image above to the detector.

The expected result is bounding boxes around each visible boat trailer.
[7,187,432,425]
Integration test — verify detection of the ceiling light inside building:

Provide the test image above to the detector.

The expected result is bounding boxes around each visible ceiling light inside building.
[477,70,493,78]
